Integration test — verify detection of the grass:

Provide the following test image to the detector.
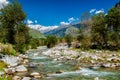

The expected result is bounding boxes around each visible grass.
[0,61,7,69]
[29,29,46,39]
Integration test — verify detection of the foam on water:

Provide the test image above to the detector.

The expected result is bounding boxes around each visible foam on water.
[47,68,115,78]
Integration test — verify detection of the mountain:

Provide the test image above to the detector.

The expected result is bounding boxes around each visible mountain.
[29,29,46,39]
[44,23,82,37]
[28,24,58,33]
[28,23,83,37]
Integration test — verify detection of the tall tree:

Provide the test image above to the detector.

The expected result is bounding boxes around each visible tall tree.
[0,0,26,44]
[0,0,30,52]
[91,13,108,49]
[105,7,120,49]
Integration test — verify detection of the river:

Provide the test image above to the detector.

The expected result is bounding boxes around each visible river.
[26,48,120,80]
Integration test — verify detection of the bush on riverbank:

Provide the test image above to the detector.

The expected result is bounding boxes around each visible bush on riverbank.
[0,43,17,56]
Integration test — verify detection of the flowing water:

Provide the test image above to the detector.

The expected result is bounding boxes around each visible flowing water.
[27,49,120,80]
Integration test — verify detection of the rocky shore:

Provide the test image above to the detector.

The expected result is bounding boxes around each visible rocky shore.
[0,43,120,80]
[41,43,120,68]
[0,54,41,80]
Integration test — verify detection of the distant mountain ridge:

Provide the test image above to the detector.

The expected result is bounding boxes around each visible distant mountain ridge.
[28,24,58,33]
[28,22,82,37]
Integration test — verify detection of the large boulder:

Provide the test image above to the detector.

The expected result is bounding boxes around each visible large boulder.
[15,65,27,72]
[2,56,19,67]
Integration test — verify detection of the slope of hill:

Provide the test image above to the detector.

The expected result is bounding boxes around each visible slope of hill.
[29,29,46,39]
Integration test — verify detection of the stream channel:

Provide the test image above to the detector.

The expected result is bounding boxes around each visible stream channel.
[26,47,120,80]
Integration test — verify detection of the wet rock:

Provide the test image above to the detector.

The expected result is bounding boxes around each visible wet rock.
[89,66,100,70]
[5,68,15,75]
[56,70,64,74]
[19,54,29,59]
[16,65,27,72]
[0,53,4,58]
[23,59,29,64]
[34,75,41,78]
[21,77,31,80]
[74,66,82,70]
[101,63,111,68]
[94,77,99,80]
[13,76,21,80]
[2,56,19,67]
[29,63,37,68]
[30,72,41,78]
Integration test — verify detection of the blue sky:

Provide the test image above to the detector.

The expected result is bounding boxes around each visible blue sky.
[6,0,120,26]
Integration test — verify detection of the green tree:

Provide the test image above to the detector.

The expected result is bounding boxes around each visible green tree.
[46,35,57,48]
[105,7,120,49]
[0,0,26,44]
[91,13,108,49]
[0,0,30,53]
[65,35,72,47]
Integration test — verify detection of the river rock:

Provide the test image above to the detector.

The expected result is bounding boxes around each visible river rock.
[56,70,64,74]
[21,77,31,80]
[19,54,29,59]
[30,72,40,76]
[23,59,29,64]
[2,56,19,67]
[5,68,15,75]
[94,77,99,80]
[13,76,21,80]
[15,65,27,72]
[101,63,111,68]
[28,63,37,68]
[0,53,4,58]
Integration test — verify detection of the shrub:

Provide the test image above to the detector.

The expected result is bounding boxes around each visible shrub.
[81,37,91,50]
[0,43,17,56]
[46,35,57,48]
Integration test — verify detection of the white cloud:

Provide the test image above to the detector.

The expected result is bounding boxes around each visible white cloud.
[28,24,58,33]
[68,17,75,23]
[0,0,9,9]
[60,22,70,26]
[90,9,96,13]
[60,17,79,26]
[27,19,33,24]
[95,8,104,14]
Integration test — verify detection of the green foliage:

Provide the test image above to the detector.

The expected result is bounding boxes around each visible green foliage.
[105,7,120,50]
[0,61,7,69]
[65,35,73,47]
[0,0,26,44]
[91,13,108,49]
[0,0,30,53]
[0,43,17,55]
[46,35,57,48]
[29,38,39,49]
[77,27,84,42]
[29,29,46,39]
[81,37,91,50]
[91,6,120,50]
